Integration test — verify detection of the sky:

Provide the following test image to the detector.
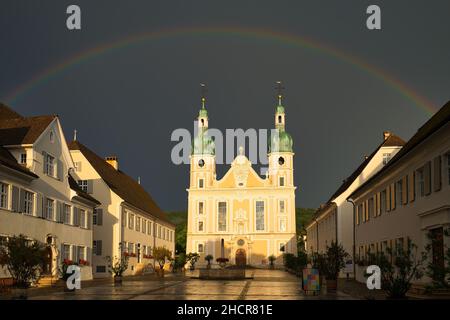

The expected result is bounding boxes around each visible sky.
[0,0,449,211]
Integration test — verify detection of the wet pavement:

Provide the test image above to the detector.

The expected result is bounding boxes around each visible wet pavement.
[29,269,356,300]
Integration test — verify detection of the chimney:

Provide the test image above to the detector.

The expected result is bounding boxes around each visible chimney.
[383,131,391,141]
[105,156,118,170]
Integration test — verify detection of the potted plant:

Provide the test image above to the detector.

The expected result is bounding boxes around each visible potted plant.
[323,241,348,292]
[216,257,229,268]
[0,235,47,299]
[153,246,172,277]
[205,254,213,269]
[105,255,129,286]
[186,252,200,271]
[268,255,276,269]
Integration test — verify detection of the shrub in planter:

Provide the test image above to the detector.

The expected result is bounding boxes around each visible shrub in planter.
[323,241,348,291]
[268,255,276,269]
[105,255,129,285]
[186,252,200,270]
[0,235,47,297]
[205,255,213,269]
[216,257,229,268]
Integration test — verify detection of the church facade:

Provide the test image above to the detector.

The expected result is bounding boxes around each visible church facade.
[186,91,297,267]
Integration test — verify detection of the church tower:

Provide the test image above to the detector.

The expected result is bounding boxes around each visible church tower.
[190,84,216,190]
[268,81,294,187]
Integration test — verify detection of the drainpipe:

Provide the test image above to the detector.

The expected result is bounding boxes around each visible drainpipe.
[314,218,319,253]
[347,198,356,279]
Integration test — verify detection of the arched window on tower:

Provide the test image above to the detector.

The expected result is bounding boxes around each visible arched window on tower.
[201,119,204,126]
[278,115,282,124]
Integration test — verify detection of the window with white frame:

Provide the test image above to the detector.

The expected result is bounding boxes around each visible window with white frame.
[198,178,204,188]
[136,216,141,232]
[396,180,403,207]
[78,180,88,192]
[23,191,34,215]
[158,225,162,238]
[255,200,265,231]
[45,153,55,177]
[279,176,285,187]
[218,201,227,231]
[279,217,287,232]
[147,221,152,235]
[142,219,147,234]
[128,242,134,254]
[20,153,27,165]
[279,242,286,252]
[79,209,86,228]
[198,220,204,232]
[198,243,204,253]
[62,244,71,260]
[383,153,391,165]
[121,210,127,227]
[380,189,387,214]
[0,183,8,209]
[78,246,86,262]
[45,198,54,220]
[129,213,134,230]
[198,201,204,215]
[64,204,71,224]
[279,200,285,214]
[417,168,425,197]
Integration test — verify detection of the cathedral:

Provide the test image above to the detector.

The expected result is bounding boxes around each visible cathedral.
[186,86,297,267]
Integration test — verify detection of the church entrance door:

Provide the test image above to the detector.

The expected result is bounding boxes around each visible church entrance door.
[235,249,246,267]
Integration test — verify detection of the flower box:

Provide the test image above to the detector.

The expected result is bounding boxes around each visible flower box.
[79,259,89,266]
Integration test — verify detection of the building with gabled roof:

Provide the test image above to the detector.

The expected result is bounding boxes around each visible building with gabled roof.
[0,103,99,282]
[348,101,450,286]
[69,140,175,277]
[306,131,405,276]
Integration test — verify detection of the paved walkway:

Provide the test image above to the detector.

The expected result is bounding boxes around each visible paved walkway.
[27,269,356,300]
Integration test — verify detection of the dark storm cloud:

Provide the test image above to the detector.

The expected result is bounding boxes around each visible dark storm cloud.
[0,0,449,211]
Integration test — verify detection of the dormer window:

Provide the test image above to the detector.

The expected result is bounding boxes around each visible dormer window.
[20,153,27,165]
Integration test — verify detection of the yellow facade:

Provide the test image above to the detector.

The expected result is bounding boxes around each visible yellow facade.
[186,97,297,267]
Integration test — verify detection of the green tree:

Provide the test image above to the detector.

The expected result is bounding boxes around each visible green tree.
[0,235,48,288]
[368,239,427,299]
[324,241,348,281]
[424,228,450,290]
[186,252,200,270]
[153,247,172,270]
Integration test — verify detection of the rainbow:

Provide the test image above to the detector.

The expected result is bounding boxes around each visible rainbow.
[3,26,437,115]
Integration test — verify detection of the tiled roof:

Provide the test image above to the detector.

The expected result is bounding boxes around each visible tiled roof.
[0,104,56,145]
[348,100,450,199]
[68,140,173,226]
[327,133,405,203]
[68,174,101,205]
[0,146,38,178]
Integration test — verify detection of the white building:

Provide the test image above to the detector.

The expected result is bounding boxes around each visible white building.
[306,131,405,276]
[69,140,175,277]
[0,104,99,281]
[348,101,450,285]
